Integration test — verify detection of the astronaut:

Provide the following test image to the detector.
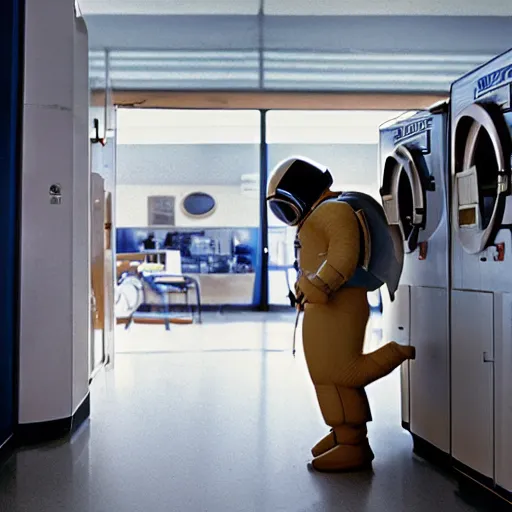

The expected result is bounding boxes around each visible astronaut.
[267,157,416,472]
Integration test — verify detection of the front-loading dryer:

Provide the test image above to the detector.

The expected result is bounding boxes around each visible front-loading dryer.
[450,48,512,502]
[379,101,450,463]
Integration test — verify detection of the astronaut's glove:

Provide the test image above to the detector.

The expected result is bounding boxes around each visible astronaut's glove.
[296,273,329,305]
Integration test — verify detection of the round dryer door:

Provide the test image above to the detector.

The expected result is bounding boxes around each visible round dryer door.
[380,146,430,254]
[452,103,511,255]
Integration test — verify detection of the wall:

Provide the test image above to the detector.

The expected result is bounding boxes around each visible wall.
[85,14,512,92]
[116,142,379,228]
[117,143,259,186]
[117,184,259,227]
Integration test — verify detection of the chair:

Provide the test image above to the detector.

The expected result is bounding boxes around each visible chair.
[136,251,202,330]
[141,272,202,329]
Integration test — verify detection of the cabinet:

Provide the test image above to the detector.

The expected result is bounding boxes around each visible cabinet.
[451,290,494,478]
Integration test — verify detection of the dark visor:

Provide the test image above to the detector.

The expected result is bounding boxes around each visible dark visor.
[269,198,301,226]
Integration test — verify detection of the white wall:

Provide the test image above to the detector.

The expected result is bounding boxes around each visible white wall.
[117,184,259,228]
[116,143,381,228]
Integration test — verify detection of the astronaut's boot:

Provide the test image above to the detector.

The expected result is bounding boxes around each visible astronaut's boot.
[311,430,336,458]
[311,387,373,469]
[311,424,374,472]
[312,424,370,457]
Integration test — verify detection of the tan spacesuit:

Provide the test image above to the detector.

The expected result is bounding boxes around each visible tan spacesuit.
[267,157,415,472]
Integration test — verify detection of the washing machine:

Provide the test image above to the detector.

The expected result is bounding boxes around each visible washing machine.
[379,100,451,463]
[450,49,512,501]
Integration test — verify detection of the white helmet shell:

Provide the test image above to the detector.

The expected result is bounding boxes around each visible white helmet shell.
[266,156,333,226]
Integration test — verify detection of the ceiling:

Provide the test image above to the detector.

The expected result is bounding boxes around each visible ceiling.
[87,14,511,93]
[79,0,512,16]
[81,1,512,94]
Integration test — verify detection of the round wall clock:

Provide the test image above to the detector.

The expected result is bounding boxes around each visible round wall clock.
[181,192,216,218]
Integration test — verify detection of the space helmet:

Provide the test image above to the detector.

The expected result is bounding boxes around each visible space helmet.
[266,157,333,226]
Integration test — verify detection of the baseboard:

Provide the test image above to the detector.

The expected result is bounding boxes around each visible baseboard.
[496,486,512,507]
[411,434,451,470]
[454,460,512,510]
[452,459,494,490]
[71,393,91,436]
[16,392,90,446]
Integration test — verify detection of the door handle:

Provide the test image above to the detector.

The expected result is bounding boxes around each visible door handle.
[491,242,505,262]
[483,352,494,363]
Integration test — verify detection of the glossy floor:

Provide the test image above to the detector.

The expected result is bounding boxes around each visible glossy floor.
[0,312,481,512]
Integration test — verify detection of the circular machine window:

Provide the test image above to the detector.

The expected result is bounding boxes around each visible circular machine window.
[182,192,216,218]
[397,170,415,242]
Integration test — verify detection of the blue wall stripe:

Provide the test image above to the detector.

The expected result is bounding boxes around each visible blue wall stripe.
[0,0,22,445]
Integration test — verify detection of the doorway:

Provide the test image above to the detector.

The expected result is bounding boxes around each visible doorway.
[113,109,263,350]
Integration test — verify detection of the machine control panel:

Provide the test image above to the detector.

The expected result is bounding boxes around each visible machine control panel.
[393,117,432,154]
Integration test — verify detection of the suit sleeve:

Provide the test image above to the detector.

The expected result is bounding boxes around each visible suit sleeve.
[307,201,361,295]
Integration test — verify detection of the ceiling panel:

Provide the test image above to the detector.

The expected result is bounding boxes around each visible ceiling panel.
[79,0,512,16]
[85,14,512,54]
[85,14,512,94]
[79,0,259,15]
[264,0,512,16]
[86,15,259,50]
[262,16,512,53]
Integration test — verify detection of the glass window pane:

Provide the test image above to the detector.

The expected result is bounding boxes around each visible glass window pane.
[116,109,261,306]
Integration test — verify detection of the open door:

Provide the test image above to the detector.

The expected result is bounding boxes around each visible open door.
[90,172,106,378]
[452,103,511,255]
[90,128,117,376]
[104,191,115,365]
[380,145,434,253]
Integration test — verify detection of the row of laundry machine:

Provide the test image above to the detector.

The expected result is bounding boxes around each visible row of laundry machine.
[379,47,512,504]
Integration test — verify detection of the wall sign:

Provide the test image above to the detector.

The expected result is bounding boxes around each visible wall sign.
[181,192,216,219]
[148,196,175,226]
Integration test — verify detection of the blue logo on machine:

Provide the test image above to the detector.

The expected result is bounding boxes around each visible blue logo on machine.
[393,118,432,143]
[474,63,512,99]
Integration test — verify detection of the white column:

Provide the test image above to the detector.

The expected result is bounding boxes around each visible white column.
[19,0,90,428]
[72,15,91,414]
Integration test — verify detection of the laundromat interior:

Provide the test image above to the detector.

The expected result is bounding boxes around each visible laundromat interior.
[2,1,512,511]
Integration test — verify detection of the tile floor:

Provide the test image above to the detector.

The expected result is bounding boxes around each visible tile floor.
[0,312,484,512]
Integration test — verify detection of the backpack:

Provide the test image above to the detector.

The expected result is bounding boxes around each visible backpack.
[337,191,404,300]
[290,191,404,305]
